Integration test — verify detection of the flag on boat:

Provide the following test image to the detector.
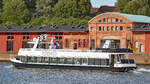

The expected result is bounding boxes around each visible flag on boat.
[54,40,59,46]
[128,41,136,53]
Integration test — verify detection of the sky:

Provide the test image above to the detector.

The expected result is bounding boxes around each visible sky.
[91,0,117,8]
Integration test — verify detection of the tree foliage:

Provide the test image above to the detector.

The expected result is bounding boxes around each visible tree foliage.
[53,0,91,18]
[2,0,30,26]
[115,0,150,16]
[0,0,91,26]
[36,0,58,17]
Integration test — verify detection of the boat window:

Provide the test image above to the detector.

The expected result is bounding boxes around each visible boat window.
[57,58,64,64]
[74,58,82,64]
[88,58,95,65]
[20,56,25,62]
[64,58,73,64]
[95,59,101,65]
[34,57,37,63]
[37,57,42,63]
[82,58,88,65]
[101,59,109,65]
[42,57,49,63]
[51,57,58,63]
[27,57,34,62]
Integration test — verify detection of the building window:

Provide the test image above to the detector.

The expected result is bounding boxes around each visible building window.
[107,18,109,22]
[116,26,119,31]
[107,26,109,31]
[103,18,106,22]
[127,26,131,30]
[90,27,94,30]
[7,33,14,40]
[120,20,123,22]
[116,18,119,22]
[90,39,95,49]
[78,39,82,48]
[22,41,30,48]
[23,32,30,40]
[83,39,87,48]
[7,41,13,51]
[111,18,114,22]
[111,26,114,31]
[99,26,101,32]
[140,44,144,53]
[65,39,69,48]
[120,26,123,31]
[135,41,138,50]
[103,26,105,31]
[55,36,58,40]
[55,32,58,35]
[126,40,130,48]
[59,36,62,40]
[59,32,62,35]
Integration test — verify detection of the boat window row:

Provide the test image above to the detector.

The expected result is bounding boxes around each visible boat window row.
[19,56,109,66]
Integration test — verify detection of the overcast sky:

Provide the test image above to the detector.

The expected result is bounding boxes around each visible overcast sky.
[91,0,117,8]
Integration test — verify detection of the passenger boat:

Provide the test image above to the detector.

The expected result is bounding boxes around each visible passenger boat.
[10,34,136,72]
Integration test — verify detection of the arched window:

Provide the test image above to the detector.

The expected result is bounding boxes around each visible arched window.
[116,18,119,22]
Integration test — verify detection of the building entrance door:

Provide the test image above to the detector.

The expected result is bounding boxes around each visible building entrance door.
[7,41,13,51]
[101,39,120,49]
[73,43,77,49]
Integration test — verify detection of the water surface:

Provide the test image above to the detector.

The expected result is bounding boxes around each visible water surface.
[0,62,150,84]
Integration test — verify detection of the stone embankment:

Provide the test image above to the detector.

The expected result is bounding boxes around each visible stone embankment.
[0,53,150,65]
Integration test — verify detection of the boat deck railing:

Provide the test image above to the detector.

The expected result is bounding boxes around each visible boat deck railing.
[19,48,133,54]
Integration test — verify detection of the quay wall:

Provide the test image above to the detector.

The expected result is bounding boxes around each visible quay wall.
[0,53,150,65]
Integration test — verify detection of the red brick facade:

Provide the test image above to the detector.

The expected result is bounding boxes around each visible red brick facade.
[88,13,150,53]
[0,13,150,53]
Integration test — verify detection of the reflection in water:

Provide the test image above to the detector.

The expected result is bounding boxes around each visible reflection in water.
[0,62,150,84]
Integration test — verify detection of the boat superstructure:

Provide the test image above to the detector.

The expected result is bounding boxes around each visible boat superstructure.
[10,34,136,72]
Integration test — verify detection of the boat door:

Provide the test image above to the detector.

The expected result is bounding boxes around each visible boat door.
[110,54,115,67]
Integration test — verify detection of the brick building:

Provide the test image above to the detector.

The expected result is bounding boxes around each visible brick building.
[0,26,89,52]
[0,12,150,53]
[88,12,150,53]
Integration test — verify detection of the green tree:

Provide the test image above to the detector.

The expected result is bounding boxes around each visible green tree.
[29,16,52,26]
[2,0,30,26]
[78,0,91,17]
[36,0,58,17]
[123,0,150,16]
[53,0,72,18]
[23,0,37,9]
[115,0,132,12]
[53,0,91,18]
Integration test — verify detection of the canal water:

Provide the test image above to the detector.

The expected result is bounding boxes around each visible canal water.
[0,62,150,84]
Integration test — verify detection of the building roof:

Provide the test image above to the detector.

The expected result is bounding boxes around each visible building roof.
[0,25,88,33]
[132,25,150,31]
[89,12,150,23]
